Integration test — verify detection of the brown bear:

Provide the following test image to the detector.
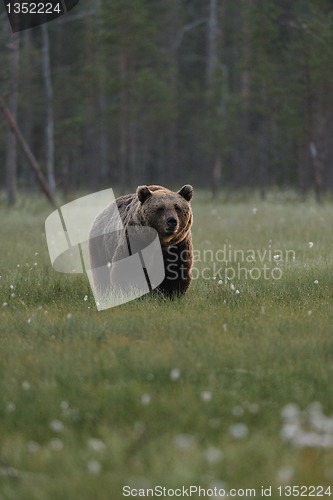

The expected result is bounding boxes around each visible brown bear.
[88,184,193,299]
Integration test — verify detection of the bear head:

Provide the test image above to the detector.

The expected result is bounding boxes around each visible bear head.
[136,184,193,247]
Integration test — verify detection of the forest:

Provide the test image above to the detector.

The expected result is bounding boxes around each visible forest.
[1,0,333,202]
[1,3,333,496]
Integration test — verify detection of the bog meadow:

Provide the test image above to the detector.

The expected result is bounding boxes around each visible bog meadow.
[1,191,332,500]
[1,0,333,498]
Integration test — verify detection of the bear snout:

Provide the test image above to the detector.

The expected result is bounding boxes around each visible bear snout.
[166,216,178,232]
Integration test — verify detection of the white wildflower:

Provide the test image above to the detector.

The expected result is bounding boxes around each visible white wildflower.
[281,403,300,422]
[232,405,244,417]
[201,391,212,403]
[280,423,300,441]
[277,466,294,483]
[50,420,64,432]
[170,368,181,381]
[141,394,151,405]
[204,447,223,464]
[88,438,106,452]
[27,441,40,453]
[173,434,194,450]
[229,423,248,440]
[60,401,69,410]
[280,401,333,449]
[87,460,101,475]
[50,438,64,451]
[248,403,259,414]
[209,481,228,494]
[6,402,16,412]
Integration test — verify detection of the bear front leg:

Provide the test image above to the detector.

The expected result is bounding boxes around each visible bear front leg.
[158,238,193,297]
[88,234,112,297]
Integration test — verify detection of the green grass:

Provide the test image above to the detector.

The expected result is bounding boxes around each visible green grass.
[0,190,333,500]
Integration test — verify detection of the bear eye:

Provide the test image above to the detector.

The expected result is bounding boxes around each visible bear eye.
[156,206,164,213]
[175,205,182,213]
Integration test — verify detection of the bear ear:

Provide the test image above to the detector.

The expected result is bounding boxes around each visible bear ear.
[137,185,153,204]
[178,184,193,202]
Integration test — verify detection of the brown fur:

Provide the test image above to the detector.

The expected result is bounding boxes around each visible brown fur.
[89,184,194,297]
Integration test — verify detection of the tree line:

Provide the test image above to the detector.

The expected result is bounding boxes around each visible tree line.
[1,0,333,203]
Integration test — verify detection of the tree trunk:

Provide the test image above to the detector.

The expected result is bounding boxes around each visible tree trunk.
[5,30,20,204]
[206,0,222,197]
[238,3,252,189]
[128,59,137,189]
[84,10,108,192]
[0,98,57,207]
[166,1,180,186]
[21,29,35,189]
[129,112,137,188]
[212,154,222,198]
[119,48,128,191]
[42,23,56,194]
[98,87,109,185]
[297,130,307,199]
[141,124,150,182]
[206,0,218,86]
[302,29,322,202]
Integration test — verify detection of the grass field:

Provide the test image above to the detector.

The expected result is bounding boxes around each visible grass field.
[1,190,333,500]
